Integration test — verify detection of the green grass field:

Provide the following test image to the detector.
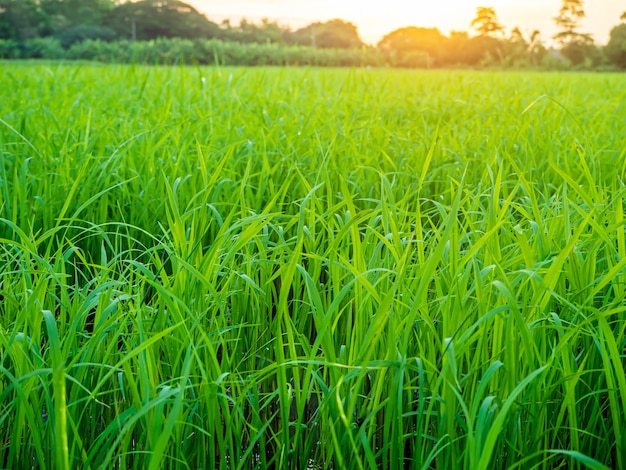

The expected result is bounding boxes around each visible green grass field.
[1,64,625,469]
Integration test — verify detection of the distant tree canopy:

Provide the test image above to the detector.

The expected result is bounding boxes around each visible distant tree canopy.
[553,0,595,65]
[223,18,287,44]
[103,0,221,40]
[0,0,46,40]
[553,0,590,44]
[0,0,116,40]
[40,0,115,30]
[471,7,504,37]
[378,27,447,66]
[378,26,445,54]
[606,23,626,68]
[55,24,117,47]
[289,19,363,49]
[1,0,625,70]
[0,2,364,48]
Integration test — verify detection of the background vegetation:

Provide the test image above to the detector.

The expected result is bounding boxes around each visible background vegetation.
[1,63,625,468]
[1,0,626,69]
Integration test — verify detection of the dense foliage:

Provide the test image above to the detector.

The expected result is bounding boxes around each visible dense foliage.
[0,36,609,70]
[0,38,386,67]
[606,23,626,68]
[1,0,626,69]
[0,0,361,49]
[1,64,625,469]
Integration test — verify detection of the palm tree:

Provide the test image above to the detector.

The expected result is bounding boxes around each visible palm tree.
[528,30,545,66]
[470,7,504,37]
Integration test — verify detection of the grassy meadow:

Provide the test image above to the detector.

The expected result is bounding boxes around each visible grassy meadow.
[1,64,626,469]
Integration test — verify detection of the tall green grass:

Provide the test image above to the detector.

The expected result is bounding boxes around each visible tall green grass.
[1,64,625,469]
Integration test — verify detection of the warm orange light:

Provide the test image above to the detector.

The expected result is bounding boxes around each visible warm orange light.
[191,0,622,45]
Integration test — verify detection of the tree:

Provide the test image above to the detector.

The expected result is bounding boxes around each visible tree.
[378,27,447,65]
[289,19,363,49]
[500,28,546,67]
[466,35,503,65]
[40,0,115,31]
[222,18,287,44]
[606,23,626,68]
[443,30,470,65]
[54,24,116,47]
[103,0,221,40]
[553,0,594,65]
[502,27,528,65]
[470,7,504,37]
[553,0,592,46]
[0,0,45,40]
[528,30,547,66]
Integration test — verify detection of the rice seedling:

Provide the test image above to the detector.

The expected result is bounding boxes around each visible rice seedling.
[0,63,625,469]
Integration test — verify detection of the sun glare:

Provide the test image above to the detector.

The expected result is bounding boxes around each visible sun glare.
[283,0,480,28]
[192,0,523,44]
[192,0,619,45]
[315,0,485,43]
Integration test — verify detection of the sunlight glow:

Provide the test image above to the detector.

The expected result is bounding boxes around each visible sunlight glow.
[191,0,623,45]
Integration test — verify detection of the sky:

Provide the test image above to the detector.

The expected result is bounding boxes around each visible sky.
[188,0,625,46]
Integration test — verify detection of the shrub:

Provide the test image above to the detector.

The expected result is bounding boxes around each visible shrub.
[54,25,117,49]
[606,23,626,69]
[21,37,65,59]
[6,37,388,67]
[0,39,22,59]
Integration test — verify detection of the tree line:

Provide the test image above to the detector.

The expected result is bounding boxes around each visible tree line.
[1,0,626,69]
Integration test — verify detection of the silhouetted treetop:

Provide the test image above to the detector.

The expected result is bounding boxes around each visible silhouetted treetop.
[471,7,504,37]
[553,0,592,45]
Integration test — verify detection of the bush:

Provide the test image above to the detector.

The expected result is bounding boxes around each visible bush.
[0,40,22,59]
[606,23,626,69]
[397,50,432,68]
[21,37,65,59]
[541,51,571,70]
[560,41,599,67]
[54,25,117,49]
[5,37,388,67]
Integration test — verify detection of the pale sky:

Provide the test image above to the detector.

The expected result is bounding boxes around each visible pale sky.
[188,0,625,45]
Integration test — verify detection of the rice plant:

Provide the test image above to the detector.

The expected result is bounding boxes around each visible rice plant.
[1,64,625,469]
